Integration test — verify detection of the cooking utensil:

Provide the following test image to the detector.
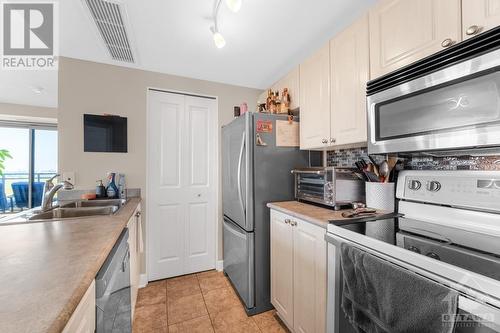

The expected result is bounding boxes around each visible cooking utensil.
[368,155,379,176]
[365,171,380,182]
[387,156,399,182]
[379,160,389,181]
[342,207,377,218]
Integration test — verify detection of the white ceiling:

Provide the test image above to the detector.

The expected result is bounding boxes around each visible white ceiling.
[0,0,376,108]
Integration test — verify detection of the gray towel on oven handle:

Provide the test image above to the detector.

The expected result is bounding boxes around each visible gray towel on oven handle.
[340,243,458,333]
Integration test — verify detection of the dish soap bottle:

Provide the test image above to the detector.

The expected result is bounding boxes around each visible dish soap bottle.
[96,180,106,198]
[106,173,119,199]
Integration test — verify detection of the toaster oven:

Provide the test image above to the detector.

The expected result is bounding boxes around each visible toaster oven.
[291,167,365,209]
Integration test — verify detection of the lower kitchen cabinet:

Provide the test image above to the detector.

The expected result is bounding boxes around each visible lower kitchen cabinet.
[128,203,142,318]
[62,280,95,333]
[270,210,327,333]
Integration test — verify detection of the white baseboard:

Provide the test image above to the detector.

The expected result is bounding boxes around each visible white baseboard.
[216,260,224,271]
[139,274,148,288]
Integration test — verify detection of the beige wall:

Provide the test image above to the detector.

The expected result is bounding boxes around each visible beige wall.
[0,102,57,121]
[58,57,261,272]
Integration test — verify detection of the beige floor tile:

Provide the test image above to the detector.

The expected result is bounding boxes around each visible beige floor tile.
[136,280,167,308]
[259,322,290,333]
[210,307,260,333]
[133,303,168,333]
[203,287,241,316]
[166,274,201,300]
[197,271,229,295]
[252,310,280,328]
[168,315,214,333]
[167,293,208,325]
[196,270,219,278]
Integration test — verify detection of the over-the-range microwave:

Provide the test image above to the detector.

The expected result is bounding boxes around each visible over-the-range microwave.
[367,26,500,155]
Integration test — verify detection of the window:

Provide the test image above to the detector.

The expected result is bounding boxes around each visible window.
[0,123,57,214]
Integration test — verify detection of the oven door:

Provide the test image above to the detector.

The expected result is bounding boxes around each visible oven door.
[293,170,331,206]
[326,234,500,333]
[367,48,500,154]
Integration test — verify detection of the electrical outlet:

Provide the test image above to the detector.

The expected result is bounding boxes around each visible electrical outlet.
[62,172,76,185]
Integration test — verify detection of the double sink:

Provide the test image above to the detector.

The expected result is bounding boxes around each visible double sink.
[28,199,126,221]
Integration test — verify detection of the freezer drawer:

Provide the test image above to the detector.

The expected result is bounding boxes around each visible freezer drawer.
[223,218,255,309]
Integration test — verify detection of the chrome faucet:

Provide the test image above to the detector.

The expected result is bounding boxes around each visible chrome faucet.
[41,174,74,212]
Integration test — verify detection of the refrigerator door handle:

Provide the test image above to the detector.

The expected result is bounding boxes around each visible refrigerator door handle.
[237,132,246,219]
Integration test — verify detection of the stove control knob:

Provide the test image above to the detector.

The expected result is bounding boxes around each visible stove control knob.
[426,181,441,192]
[426,252,441,261]
[408,180,421,190]
[408,246,421,254]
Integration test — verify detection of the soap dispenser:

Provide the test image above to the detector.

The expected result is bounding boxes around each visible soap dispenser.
[106,173,119,199]
[96,180,106,198]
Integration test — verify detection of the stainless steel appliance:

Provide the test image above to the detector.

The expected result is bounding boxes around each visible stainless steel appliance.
[326,170,500,333]
[96,229,131,333]
[367,26,500,154]
[222,112,310,315]
[292,167,365,209]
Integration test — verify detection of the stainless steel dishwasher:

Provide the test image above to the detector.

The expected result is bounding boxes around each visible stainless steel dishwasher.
[96,229,131,333]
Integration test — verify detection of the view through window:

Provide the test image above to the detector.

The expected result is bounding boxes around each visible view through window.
[0,125,57,214]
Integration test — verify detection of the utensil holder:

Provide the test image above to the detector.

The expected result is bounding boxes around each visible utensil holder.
[366,182,395,212]
[365,182,395,242]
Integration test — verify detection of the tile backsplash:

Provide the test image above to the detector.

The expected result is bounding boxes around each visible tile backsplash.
[326,148,368,167]
[327,148,500,171]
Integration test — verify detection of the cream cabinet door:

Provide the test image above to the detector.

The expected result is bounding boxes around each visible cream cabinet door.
[299,44,331,149]
[272,66,300,110]
[62,280,96,333]
[462,0,500,40]
[369,0,462,79]
[330,15,369,146]
[270,211,294,328]
[293,218,327,333]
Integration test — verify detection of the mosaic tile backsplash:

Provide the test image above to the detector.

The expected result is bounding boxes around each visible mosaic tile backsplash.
[327,148,500,171]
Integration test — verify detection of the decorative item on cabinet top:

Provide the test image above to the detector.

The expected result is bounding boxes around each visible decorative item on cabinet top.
[260,88,293,114]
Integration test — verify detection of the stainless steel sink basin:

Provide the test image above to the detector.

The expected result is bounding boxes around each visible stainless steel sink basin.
[61,199,126,209]
[29,206,118,220]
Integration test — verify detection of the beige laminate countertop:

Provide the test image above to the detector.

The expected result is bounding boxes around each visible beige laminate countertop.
[267,201,390,229]
[0,197,141,333]
[267,201,344,228]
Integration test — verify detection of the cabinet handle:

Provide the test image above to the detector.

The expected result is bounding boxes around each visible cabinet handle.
[466,25,481,36]
[284,219,291,224]
[135,211,141,218]
[330,138,336,144]
[441,38,454,48]
[322,139,328,144]
[290,220,297,227]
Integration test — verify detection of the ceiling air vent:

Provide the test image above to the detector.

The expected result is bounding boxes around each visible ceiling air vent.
[83,0,135,63]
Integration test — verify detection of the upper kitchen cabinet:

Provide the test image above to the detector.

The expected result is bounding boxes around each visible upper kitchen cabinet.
[369,0,462,79]
[462,0,500,39]
[300,44,331,150]
[330,15,369,146]
[271,66,300,111]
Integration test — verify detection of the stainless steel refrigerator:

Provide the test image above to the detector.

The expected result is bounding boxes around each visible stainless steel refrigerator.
[222,112,311,315]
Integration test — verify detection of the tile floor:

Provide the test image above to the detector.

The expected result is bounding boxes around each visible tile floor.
[133,270,290,333]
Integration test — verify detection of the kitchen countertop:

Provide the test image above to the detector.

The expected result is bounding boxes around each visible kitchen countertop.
[267,201,389,229]
[267,201,343,228]
[0,197,141,333]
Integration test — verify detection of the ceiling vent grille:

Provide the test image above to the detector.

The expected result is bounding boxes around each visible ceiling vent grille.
[83,0,135,63]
